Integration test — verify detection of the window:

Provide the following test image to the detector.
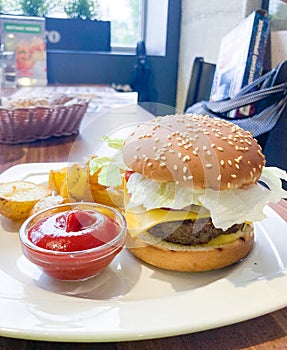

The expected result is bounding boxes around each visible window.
[2,0,168,55]
[99,0,145,50]
[101,0,168,55]
[267,0,287,31]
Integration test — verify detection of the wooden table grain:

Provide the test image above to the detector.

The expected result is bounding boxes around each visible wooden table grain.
[0,108,287,350]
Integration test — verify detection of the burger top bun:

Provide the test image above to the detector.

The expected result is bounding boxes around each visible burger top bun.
[122,113,266,190]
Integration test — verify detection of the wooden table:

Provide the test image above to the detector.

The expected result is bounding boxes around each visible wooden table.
[0,105,287,350]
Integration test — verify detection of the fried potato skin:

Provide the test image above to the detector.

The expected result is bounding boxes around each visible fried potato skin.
[48,167,68,193]
[30,195,68,216]
[49,161,124,210]
[0,181,51,220]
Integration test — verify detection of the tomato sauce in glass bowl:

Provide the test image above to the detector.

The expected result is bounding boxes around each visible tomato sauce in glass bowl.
[19,203,127,281]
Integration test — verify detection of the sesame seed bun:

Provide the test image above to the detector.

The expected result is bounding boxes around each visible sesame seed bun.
[126,223,254,272]
[122,114,265,190]
[122,114,262,272]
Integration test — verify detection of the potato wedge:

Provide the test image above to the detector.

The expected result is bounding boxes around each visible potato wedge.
[48,167,68,193]
[48,160,124,209]
[0,181,51,221]
[60,164,89,201]
[30,195,68,216]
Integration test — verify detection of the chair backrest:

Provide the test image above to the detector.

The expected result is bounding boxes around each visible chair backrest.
[184,57,216,111]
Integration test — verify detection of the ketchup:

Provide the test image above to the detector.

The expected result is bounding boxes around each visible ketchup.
[125,170,134,182]
[28,209,121,252]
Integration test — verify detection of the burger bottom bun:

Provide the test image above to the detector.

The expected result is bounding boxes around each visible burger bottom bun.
[127,224,254,272]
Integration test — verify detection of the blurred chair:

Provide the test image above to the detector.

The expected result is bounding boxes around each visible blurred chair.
[184,57,216,111]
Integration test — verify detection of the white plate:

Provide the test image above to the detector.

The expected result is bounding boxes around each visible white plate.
[1,162,287,342]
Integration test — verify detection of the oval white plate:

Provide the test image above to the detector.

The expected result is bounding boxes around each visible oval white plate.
[0,162,287,342]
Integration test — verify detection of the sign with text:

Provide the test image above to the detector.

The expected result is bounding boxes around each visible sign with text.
[0,15,47,86]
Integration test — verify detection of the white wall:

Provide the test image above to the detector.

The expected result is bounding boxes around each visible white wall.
[176,0,261,111]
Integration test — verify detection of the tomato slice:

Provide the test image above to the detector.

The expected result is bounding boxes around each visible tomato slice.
[125,170,134,182]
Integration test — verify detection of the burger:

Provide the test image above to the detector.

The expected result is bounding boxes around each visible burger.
[90,113,287,272]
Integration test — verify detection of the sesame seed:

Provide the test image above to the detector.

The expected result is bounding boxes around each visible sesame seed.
[183,166,188,173]
[231,174,237,178]
[228,160,232,166]
[217,147,224,151]
[220,160,225,166]
[217,174,222,181]
[173,165,178,171]
[206,163,213,168]
[160,162,166,167]
[147,162,153,167]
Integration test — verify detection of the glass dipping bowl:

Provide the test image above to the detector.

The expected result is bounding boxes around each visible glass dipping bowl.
[19,202,127,281]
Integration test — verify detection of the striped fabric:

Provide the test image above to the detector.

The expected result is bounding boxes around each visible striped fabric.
[186,61,287,137]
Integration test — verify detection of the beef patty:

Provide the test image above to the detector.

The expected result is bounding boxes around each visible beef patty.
[148,218,245,245]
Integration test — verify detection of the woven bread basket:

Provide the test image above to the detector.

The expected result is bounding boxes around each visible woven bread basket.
[0,101,89,144]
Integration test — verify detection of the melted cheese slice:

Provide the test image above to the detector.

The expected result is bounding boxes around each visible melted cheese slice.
[203,233,242,247]
[126,207,210,237]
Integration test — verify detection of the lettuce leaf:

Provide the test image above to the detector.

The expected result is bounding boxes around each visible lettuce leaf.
[100,136,125,150]
[126,167,287,230]
[89,136,126,187]
[126,172,203,210]
[89,146,127,187]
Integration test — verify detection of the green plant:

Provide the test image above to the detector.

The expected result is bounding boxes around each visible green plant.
[64,0,100,20]
[19,0,57,17]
